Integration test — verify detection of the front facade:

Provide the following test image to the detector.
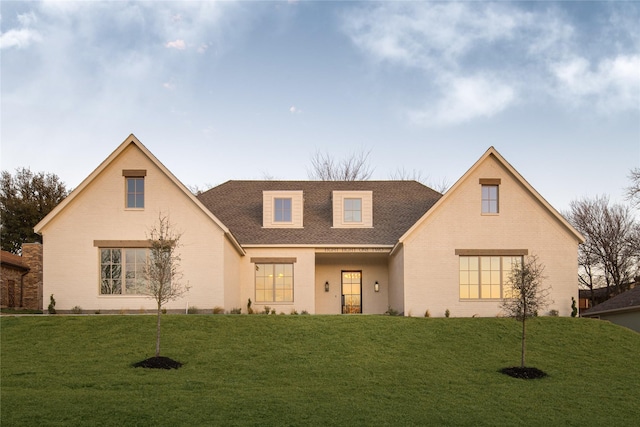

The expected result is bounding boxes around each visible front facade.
[35,135,584,316]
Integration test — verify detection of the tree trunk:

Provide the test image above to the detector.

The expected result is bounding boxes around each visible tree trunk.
[521,316,526,368]
[155,301,162,358]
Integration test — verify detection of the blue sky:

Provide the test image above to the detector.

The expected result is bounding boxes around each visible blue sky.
[2,1,639,213]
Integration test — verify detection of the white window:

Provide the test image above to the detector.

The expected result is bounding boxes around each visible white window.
[481,185,498,214]
[123,170,147,209]
[274,198,292,222]
[343,198,362,222]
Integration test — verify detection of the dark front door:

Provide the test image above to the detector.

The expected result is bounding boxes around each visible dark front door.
[341,271,362,314]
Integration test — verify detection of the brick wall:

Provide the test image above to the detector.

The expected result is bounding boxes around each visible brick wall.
[0,244,43,310]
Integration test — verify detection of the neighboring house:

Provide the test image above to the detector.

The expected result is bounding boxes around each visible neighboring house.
[0,244,43,310]
[34,134,584,316]
[582,285,640,332]
[579,287,616,313]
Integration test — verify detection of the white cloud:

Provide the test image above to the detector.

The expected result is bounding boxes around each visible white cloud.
[289,106,302,114]
[0,12,42,50]
[408,76,515,126]
[165,39,187,50]
[552,54,640,112]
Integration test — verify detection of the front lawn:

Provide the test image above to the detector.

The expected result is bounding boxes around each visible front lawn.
[2,315,639,426]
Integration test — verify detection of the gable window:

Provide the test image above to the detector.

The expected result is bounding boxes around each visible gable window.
[274,198,292,222]
[480,179,500,214]
[255,263,294,303]
[459,255,521,299]
[123,170,146,209]
[344,198,362,222]
[100,248,148,295]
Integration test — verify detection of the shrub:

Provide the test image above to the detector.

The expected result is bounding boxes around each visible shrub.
[247,298,254,315]
[385,306,400,316]
[445,309,450,318]
[71,306,82,314]
[47,294,56,314]
[424,309,431,318]
[161,308,167,314]
[571,297,578,318]
[548,309,559,317]
[213,306,225,314]
[270,309,276,315]
[94,310,101,315]
[187,306,199,314]
[300,310,309,315]
[290,309,298,315]
[263,306,271,315]
[229,308,242,314]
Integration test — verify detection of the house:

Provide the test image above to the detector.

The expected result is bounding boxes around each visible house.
[34,134,584,316]
[581,285,640,332]
[0,244,43,311]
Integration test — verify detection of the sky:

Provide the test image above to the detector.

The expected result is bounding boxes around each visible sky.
[1,0,639,214]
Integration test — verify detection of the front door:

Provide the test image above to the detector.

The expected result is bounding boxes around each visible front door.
[342,271,362,314]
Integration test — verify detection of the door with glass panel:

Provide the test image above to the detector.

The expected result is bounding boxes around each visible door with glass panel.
[341,271,362,314]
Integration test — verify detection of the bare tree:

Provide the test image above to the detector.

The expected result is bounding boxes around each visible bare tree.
[501,255,550,368]
[389,167,451,193]
[567,196,639,299]
[144,214,189,358]
[627,167,640,208]
[307,149,374,181]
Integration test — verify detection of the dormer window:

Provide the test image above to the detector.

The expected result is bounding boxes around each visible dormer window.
[344,198,362,222]
[123,170,146,209]
[480,179,500,214]
[333,191,372,228]
[263,191,303,228]
[274,198,292,222]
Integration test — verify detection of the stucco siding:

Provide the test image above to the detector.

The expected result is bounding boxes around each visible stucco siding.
[39,144,227,311]
[402,155,579,317]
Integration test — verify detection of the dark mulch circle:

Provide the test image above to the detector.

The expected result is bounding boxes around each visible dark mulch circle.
[500,366,547,379]
[132,356,183,370]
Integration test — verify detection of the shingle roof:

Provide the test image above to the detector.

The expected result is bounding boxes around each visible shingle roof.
[0,250,29,271]
[582,285,640,316]
[197,181,442,246]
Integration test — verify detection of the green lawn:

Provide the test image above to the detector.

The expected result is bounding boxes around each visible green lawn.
[2,315,639,426]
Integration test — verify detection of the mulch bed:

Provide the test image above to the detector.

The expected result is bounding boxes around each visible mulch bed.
[132,356,183,370]
[500,366,547,379]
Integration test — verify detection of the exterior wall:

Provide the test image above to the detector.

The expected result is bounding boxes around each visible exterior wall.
[223,238,242,312]
[402,155,580,317]
[242,248,316,314]
[315,253,389,314]
[596,311,640,333]
[388,246,405,314]
[39,144,227,312]
[0,244,43,310]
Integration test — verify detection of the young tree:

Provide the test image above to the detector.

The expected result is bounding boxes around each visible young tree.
[501,255,550,368]
[144,215,189,358]
[389,167,451,193]
[0,168,68,253]
[307,149,374,181]
[626,167,640,208]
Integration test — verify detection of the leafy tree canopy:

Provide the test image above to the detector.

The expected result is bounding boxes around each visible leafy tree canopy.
[1,168,68,253]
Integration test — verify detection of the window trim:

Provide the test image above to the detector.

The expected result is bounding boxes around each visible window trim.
[262,191,304,228]
[332,190,373,228]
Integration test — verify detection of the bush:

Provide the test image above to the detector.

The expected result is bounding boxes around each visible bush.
[47,295,56,314]
[445,309,450,318]
[385,306,400,316]
[229,308,242,314]
[263,306,271,315]
[290,309,298,315]
[247,299,254,315]
[300,310,309,315]
[548,309,559,317]
[71,306,82,314]
[187,306,199,314]
[424,309,431,318]
[213,306,225,314]
[571,297,578,318]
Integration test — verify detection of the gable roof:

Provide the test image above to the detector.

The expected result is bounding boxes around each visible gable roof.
[197,180,442,246]
[34,134,244,255]
[582,285,640,317]
[394,146,585,252]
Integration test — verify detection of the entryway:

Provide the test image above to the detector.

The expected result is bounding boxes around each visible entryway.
[341,271,362,314]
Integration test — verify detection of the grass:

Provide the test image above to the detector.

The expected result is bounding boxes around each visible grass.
[1,315,639,426]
